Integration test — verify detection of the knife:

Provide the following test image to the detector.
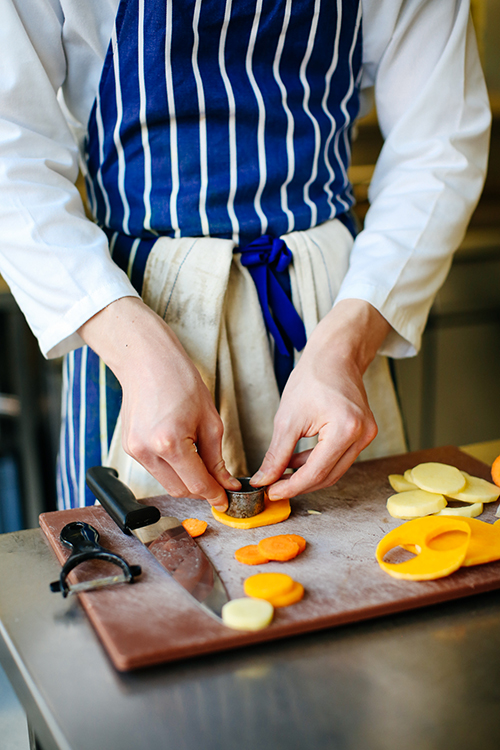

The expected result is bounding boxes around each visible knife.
[85,466,229,620]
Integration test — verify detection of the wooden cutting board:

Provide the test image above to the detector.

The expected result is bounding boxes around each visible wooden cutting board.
[40,446,500,672]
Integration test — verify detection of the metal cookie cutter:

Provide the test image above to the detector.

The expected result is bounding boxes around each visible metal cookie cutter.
[225,477,268,518]
[49,521,142,597]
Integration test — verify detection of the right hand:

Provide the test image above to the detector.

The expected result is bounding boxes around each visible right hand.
[78,297,239,510]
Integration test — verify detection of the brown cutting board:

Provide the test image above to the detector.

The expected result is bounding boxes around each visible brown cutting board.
[40,446,500,672]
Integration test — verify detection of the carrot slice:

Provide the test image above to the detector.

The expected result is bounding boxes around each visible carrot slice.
[283,534,306,554]
[235,545,269,565]
[258,536,300,561]
[492,455,500,488]
[244,572,295,600]
[268,581,305,608]
[181,518,208,537]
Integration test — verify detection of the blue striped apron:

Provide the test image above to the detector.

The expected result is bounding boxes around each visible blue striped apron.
[57,0,362,509]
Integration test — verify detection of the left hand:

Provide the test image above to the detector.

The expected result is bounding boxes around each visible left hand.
[250,299,392,499]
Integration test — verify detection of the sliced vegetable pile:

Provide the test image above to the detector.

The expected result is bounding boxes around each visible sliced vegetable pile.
[235,534,306,564]
[386,462,500,520]
[376,515,500,581]
[222,535,307,630]
[244,572,304,607]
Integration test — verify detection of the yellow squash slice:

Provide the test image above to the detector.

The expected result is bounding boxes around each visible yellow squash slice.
[376,516,471,580]
[212,497,291,529]
[244,572,295,600]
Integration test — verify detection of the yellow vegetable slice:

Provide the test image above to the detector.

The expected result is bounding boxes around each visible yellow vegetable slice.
[387,489,446,519]
[268,581,305,608]
[244,572,295,600]
[376,516,471,580]
[388,473,417,493]
[446,517,500,567]
[404,469,415,484]
[212,497,291,529]
[447,471,500,504]
[410,462,466,495]
[221,598,274,631]
[436,502,483,518]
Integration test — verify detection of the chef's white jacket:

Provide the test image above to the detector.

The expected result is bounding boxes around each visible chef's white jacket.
[0,0,491,359]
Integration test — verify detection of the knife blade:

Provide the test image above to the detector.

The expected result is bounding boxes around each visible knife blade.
[85,466,229,620]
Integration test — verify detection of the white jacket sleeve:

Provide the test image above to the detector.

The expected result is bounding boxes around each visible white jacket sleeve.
[0,0,138,358]
[336,0,491,358]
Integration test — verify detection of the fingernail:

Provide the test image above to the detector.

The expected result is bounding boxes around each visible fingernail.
[214,499,228,512]
[251,470,265,485]
[227,477,241,490]
[267,491,282,501]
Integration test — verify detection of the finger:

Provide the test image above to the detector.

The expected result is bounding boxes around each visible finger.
[287,449,313,470]
[250,423,301,488]
[267,438,361,499]
[145,457,200,498]
[196,423,241,493]
[166,437,231,511]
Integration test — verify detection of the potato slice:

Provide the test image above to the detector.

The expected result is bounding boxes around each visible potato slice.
[436,502,483,518]
[387,489,447,519]
[221,598,274,631]
[410,462,466,495]
[447,471,500,504]
[388,473,417,493]
[404,469,415,484]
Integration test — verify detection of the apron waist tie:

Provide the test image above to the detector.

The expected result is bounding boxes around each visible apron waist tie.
[239,235,307,392]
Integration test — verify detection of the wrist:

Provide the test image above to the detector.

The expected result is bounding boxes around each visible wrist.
[77,297,178,385]
[306,299,391,375]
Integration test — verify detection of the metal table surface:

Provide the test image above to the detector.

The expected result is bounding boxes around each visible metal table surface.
[1,529,500,750]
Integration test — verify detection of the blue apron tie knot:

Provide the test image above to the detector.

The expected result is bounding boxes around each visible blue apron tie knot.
[239,235,307,357]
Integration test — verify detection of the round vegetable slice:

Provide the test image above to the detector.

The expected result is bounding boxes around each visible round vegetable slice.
[181,518,208,537]
[387,489,446,519]
[257,536,300,561]
[436,502,483,518]
[388,473,417,493]
[376,516,471,580]
[234,545,269,565]
[244,572,295,600]
[447,471,500,504]
[492,455,500,488]
[453,517,500,567]
[410,462,466,495]
[212,497,291,529]
[221,598,274,631]
[268,581,305,608]
[283,534,307,554]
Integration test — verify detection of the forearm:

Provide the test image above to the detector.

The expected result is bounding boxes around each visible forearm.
[78,296,185,387]
[303,298,392,377]
[78,295,237,509]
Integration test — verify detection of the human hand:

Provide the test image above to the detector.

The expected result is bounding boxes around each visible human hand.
[250,300,392,499]
[79,297,240,510]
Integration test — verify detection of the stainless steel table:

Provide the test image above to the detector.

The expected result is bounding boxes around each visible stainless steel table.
[1,528,500,750]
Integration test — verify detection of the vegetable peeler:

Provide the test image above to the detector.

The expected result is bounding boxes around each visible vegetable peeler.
[49,521,142,597]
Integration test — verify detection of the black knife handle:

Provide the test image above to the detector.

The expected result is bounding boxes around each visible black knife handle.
[86,466,161,534]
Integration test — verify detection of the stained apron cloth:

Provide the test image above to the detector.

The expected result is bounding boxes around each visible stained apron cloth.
[57,0,406,508]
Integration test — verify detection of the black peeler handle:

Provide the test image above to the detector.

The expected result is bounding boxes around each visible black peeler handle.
[86,466,161,534]
[50,521,142,597]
